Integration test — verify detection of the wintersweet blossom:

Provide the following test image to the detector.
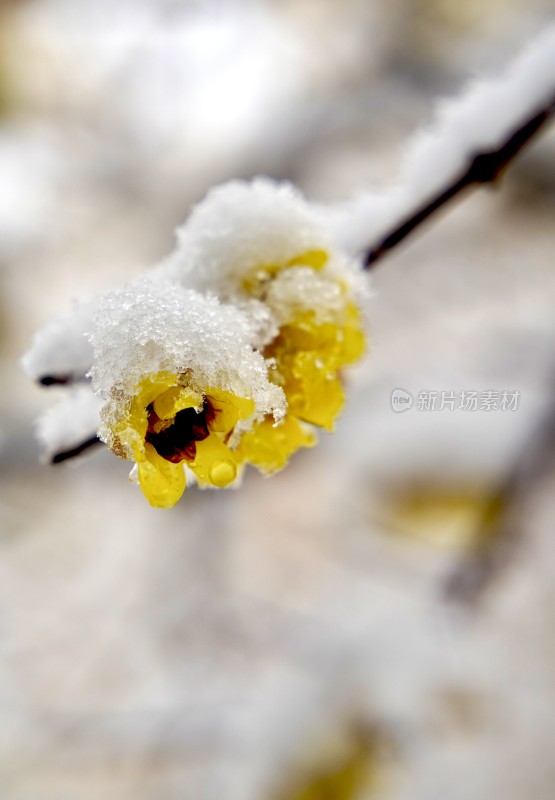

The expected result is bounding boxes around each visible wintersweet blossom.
[162,178,367,451]
[88,281,286,507]
[23,179,367,508]
[113,373,255,508]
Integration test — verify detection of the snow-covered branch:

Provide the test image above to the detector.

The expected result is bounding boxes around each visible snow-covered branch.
[363,95,555,268]
[324,22,555,264]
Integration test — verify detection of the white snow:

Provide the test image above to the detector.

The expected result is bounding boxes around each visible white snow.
[161,177,365,322]
[35,386,103,462]
[21,299,97,383]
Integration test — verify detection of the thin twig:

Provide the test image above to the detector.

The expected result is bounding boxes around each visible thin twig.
[363,95,555,269]
[51,435,102,464]
[39,374,72,386]
[38,373,89,387]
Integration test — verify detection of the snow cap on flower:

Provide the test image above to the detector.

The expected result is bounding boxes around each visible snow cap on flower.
[87,279,287,507]
[161,178,365,321]
[89,279,285,450]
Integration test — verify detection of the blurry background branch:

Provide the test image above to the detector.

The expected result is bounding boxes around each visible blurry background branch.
[445,373,555,605]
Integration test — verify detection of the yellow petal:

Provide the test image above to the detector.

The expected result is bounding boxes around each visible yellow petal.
[286,357,345,431]
[237,415,316,475]
[117,371,180,447]
[134,371,178,409]
[339,303,366,364]
[242,249,328,294]
[153,386,203,420]
[205,388,255,432]
[242,263,282,293]
[189,435,238,488]
[264,304,366,431]
[137,443,186,508]
[287,249,328,270]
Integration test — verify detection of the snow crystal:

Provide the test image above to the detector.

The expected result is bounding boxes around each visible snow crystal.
[232,297,280,350]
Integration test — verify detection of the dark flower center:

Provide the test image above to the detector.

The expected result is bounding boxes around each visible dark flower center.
[146,401,214,463]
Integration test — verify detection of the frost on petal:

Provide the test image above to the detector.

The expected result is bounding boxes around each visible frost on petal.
[265,267,354,327]
[21,299,97,385]
[89,279,286,457]
[36,386,103,464]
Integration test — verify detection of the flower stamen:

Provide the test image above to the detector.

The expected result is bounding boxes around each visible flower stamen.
[145,401,214,463]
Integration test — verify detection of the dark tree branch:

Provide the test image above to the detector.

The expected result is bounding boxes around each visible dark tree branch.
[363,95,555,269]
[39,372,90,387]
[39,374,72,386]
[51,435,102,464]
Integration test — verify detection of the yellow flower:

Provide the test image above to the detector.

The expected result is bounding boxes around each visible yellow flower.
[99,250,366,504]
[241,249,367,462]
[236,414,316,474]
[264,302,365,431]
[111,371,254,508]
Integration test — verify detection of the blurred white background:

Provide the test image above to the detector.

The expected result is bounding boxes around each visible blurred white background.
[2,1,555,798]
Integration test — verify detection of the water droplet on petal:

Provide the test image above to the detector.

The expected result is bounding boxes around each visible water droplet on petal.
[209,460,236,487]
